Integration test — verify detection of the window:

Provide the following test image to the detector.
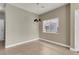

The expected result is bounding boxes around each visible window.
[43,18,59,33]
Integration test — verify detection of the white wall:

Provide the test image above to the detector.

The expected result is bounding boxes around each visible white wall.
[70,3,79,49]
[5,4,39,47]
[75,9,79,51]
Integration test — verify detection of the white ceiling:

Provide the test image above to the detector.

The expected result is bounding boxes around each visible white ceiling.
[10,3,67,15]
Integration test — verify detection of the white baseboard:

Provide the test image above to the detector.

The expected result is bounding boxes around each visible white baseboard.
[70,48,79,52]
[40,38,70,48]
[5,38,70,49]
[70,48,76,51]
[6,38,39,48]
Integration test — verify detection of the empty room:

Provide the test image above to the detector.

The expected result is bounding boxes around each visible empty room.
[0,3,79,55]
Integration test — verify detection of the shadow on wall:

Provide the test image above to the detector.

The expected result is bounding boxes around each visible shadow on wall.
[0,18,4,41]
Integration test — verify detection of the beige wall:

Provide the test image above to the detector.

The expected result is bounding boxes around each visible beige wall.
[70,3,79,48]
[5,3,71,48]
[39,4,70,46]
[5,4,39,47]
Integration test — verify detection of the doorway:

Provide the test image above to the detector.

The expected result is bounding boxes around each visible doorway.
[0,4,5,50]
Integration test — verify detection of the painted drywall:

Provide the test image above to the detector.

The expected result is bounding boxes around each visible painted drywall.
[5,4,39,47]
[39,4,70,46]
[0,12,5,41]
[74,10,79,51]
[70,3,79,48]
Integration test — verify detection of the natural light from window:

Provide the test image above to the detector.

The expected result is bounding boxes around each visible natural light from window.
[43,18,59,33]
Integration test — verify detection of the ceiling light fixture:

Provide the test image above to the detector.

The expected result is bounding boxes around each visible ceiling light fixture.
[34,3,41,22]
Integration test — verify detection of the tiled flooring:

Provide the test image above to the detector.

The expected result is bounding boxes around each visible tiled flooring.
[0,40,79,55]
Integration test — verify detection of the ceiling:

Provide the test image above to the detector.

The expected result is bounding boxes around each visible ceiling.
[10,3,67,15]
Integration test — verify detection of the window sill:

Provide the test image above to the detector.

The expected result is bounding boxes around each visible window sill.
[42,32,59,34]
